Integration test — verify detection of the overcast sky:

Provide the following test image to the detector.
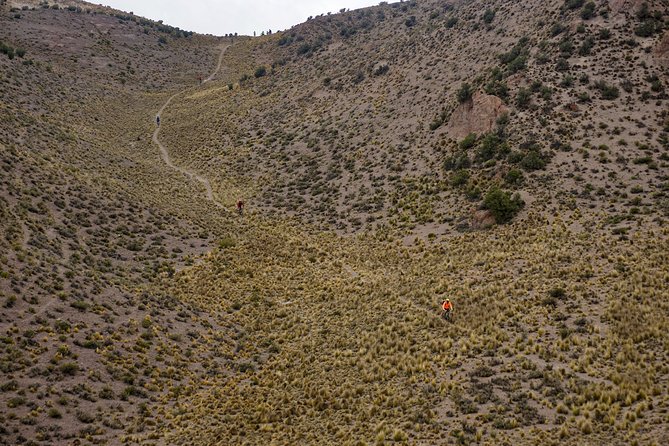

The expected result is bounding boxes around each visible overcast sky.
[99,0,381,36]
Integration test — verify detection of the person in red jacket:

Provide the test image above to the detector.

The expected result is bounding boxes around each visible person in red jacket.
[236,199,244,215]
[441,298,453,320]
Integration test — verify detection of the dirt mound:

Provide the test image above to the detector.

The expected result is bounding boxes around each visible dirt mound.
[447,92,508,139]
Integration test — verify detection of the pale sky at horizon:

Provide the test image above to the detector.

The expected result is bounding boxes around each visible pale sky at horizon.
[99,0,382,36]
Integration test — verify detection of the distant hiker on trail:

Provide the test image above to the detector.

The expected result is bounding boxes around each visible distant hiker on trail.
[236,199,244,215]
[156,115,160,126]
[441,298,453,321]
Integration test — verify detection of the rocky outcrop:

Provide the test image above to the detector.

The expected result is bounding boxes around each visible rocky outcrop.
[447,92,508,139]
[655,31,669,67]
[470,210,496,230]
[609,0,646,15]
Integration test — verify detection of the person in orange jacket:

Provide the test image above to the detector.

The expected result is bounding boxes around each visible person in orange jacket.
[441,298,453,320]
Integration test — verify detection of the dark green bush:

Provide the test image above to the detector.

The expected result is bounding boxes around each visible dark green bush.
[505,168,524,186]
[477,134,505,161]
[550,23,566,36]
[297,43,311,55]
[549,287,566,298]
[520,151,546,171]
[373,64,389,76]
[635,21,656,37]
[564,0,584,9]
[457,83,473,103]
[483,9,495,24]
[444,151,471,170]
[540,86,553,100]
[594,80,619,99]
[581,2,596,19]
[578,37,595,55]
[483,188,524,223]
[516,88,531,109]
[254,66,267,78]
[559,38,574,55]
[459,133,477,150]
[450,169,470,187]
[556,57,570,72]
[484,80,508,99]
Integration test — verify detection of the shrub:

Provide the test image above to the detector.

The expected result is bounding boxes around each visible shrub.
[77,411,95,423]
[550,23,566,36]
[70,300,89,311]
[457,83,473,103]
[549,287,566,298]
[637,2,651,19]
[444,151,471,170]
[0,380,18,392]
[484,80,508,99]
[219,237,236,249]
[59,362,79,376]
[594,80,619,99]
[446,17,458,28]
[564,0,584,9]
[254,66,266,78]
[483,188,524,223]
[560,75,574,87]
[516,88,531,109]
[373,64,389,76]
[496,39,527,66]
[450,169,470,187]
[578,37,595,55]
[508,54,529,73]
[99,386,115,399]
[459,133,477,150]
[483,9,495,24]
[635,21,656,37]
[505,168,524,185]
[520,151,546,171]
[559,38,574,55]
[540,86,553,100]
[581,2,596,19]
[477,134,504,161]
[556,57,570,72]
[4,295,16,308]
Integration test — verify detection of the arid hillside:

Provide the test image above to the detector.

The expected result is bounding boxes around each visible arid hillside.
[0,0,668,446]
[160,0,668,236]
[0,2,238,444]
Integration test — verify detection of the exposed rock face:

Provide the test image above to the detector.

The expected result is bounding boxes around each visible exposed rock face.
[609,0,646,15]
[447,92,508,139]
[655,31,669,67]
[470,210,496,230]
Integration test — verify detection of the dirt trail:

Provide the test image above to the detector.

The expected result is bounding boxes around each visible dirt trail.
[152,44,229,210]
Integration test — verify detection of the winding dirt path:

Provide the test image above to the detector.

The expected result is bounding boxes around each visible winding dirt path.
[152,44,229,210]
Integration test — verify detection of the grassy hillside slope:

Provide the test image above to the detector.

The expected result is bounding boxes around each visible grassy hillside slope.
[0,0,667,445]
